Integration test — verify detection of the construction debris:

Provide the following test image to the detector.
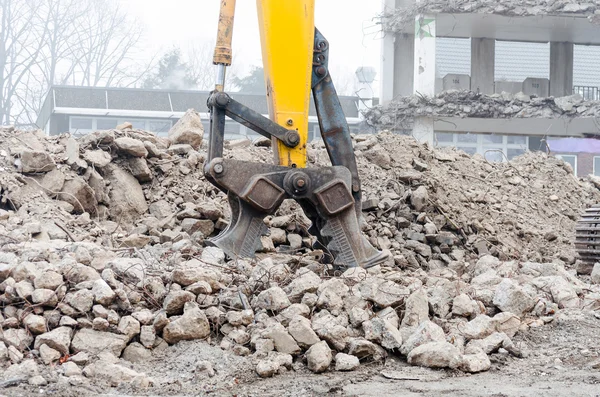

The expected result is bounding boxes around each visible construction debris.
[364,91,600,131]
[0,118,599,391]
[382,0,600,32]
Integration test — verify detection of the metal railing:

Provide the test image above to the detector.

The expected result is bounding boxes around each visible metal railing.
[573,85,600,100]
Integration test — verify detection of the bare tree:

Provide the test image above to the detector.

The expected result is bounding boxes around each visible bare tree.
[1,0,153,126]
[0,0,49,125]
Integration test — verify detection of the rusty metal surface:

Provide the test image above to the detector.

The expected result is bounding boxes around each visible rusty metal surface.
[311,29,362,207]
[575,206,600,264]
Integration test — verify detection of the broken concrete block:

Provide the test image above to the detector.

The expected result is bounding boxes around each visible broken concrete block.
[168,109,204,150]
[20,151,55,173]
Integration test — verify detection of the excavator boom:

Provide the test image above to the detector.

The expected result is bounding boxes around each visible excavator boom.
[205,0,389,268]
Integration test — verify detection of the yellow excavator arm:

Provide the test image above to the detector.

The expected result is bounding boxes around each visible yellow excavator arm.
[256,0,314,168]
[206,0,388,268]
[213,0,314,167]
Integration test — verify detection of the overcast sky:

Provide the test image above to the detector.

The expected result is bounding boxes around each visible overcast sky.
[121,0,386,95]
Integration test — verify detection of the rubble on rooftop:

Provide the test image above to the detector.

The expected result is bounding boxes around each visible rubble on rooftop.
[0,112,599,390]
[363,91,600,130]
[382,0,600,32]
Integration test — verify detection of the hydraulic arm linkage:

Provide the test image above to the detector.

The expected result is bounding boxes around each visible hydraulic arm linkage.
[206,0,388,268]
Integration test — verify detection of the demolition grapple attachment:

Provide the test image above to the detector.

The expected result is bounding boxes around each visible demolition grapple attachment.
[206,1,388,268]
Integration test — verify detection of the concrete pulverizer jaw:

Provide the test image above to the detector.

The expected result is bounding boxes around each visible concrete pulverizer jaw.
[205,193,268,260]
[203,158,389,268]
[319,210,390,269]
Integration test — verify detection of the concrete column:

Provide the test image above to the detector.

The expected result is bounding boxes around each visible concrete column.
[550,42,574,97]
[413,13,435,145]
[380,0,397,105]
[394,33,415,97]
[471,38,495,94]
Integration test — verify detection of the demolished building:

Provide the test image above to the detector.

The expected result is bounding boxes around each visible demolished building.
[378,0,600,176]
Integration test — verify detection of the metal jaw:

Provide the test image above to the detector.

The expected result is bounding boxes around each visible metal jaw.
[204,28,389,269]
[204,159,388,268]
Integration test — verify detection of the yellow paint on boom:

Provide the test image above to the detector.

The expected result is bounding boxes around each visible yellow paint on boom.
[256,0,315,168]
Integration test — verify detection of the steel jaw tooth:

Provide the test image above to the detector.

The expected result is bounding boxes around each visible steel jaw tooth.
[320,216,359,268]
[239,217,268,258]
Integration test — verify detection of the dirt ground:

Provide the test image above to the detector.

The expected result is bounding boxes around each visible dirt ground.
[2,309,597,397]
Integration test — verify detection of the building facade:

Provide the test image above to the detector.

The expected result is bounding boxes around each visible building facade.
[380,0,600,177]
[36,86,375,142]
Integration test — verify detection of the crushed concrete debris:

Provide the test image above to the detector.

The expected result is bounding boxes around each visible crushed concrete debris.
[364,91,600,130]
[382,0,600,32]
[0,116,599,392]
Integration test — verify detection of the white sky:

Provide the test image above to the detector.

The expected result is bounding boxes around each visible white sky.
[121,0,385,94]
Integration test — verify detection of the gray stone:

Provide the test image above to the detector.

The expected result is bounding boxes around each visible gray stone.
[364,318,403,350]
[140,325,156,348]
[21,151,55,173]
[285,270,322,300]
[256,286,291,312]
[306,341,332,373]
[28,375,47,386]
[114,137,148,157]
[312,314,348,351]
[411,186,428,212]
[28,288,56,306]
[400,320,446,356]
[34,327,73,355]
[457,349,491,373]
[71,328,128,356]
[465,332,507,354]
[132,309,154,325]
[125,157,153,182]
[358,277,409,308]
[531,276,580,309]
[256,359,279,378]
[60,177,97,214]
[463,315,497,340]
[288,315,320,348]
[104,164,148,224]
[493,278,536,316]
[172,259,222,289]
[493,312,520,338]
[168,109,204,150]
[452,293,478,317]
[91,279,116,305]
[23,314,46,334]
[39,344,61,364]
[34,271,63,290]
[117,316,141,342]
[407,341,461,369]
[347,338,387,362]
[335,353,360,371]
[163,290,196,315]
[65,289,94,313]
[62,361,82,377]
[83,359,151,387]
[401,288,429,328]
[83,150,112,167]
[163,302,210,344]
[266,329,301,355]
[122,342,151,363]
[2,328,34,351]
[15,280,34,299]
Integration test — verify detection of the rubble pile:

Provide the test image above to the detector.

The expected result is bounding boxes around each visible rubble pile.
[382,0,600,32]
[0,115,599,390]
[364,91,600,131]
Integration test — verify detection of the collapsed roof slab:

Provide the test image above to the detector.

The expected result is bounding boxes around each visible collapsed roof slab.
[392,13,600,45]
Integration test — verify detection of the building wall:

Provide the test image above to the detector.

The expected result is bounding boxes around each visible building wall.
[555,152,600,177]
